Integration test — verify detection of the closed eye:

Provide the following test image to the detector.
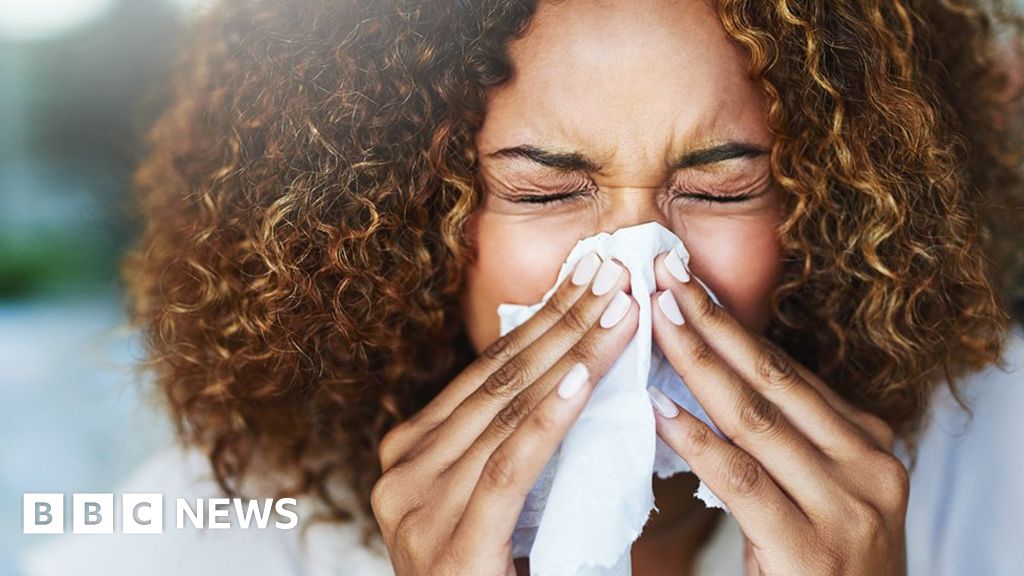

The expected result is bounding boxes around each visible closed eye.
[510,190,588,204]
[510,187,763,205]
[671,190,761,204]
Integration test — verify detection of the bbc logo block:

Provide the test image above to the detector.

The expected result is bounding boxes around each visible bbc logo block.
[23,494,64,534]
[23,493,163,534]
[122,493,162,534]
[73,493,114,534]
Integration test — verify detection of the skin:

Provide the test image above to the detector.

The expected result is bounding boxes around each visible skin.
[647,256,908,575]
[370,1,910,574]
[461,0,784,346]
[462,0,781,568]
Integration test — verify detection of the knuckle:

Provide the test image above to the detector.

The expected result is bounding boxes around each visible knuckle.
[873,452,911,510]
[370,472,398,523]
[481,449,519,491]
[495,392,530,434]
[845,499,886,539]
[690,339,719,369]
[482,357,529,398]
[392,510,425,554]
[736,392,785,438]
[378,423,416,470]
[726,452,764,496]
[482,332,516,364]
[755,340,801,391]
[696,288,723,325]
[544,288,576,319]
[685,422,713,456]
[566,334,601,367]
[378,428,400,465]
[560,301,593,334]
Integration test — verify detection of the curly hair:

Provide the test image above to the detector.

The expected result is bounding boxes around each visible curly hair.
[124,0,1024,531]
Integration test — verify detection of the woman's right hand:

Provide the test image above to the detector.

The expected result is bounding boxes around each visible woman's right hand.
[371,252,639,576]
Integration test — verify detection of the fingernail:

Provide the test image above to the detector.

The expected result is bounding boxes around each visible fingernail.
[647,385,680,418]
[676,242,691,267]
[591,259,623,296]
[657,290,685,326]
[600,290,631,328]
[666,247,690,283]
[557,362,590,399]
[571,251,601,286]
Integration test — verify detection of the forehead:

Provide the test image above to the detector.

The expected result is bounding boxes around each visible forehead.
[476,0,770,170]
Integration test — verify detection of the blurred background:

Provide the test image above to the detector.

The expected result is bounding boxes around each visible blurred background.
[0,0,209,573]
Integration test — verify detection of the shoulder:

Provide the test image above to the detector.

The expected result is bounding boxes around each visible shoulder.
[903,324,1024,576]
[960,322,1024,404]
[917,324,1024,447]
[19,444,394,576]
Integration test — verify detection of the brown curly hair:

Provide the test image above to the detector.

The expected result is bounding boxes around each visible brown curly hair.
[125,0,1024,529]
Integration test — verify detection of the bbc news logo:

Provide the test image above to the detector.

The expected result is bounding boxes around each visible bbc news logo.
[23,493,298,534]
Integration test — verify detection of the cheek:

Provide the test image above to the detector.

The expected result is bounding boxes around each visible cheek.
[683,218,782,333]
[460,208,784,353]
[461,210,591,354]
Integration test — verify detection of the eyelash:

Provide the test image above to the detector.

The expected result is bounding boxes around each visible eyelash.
[512,187,760,205]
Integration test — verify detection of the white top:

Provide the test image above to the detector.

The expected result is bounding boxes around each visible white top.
[20,326,1024,576]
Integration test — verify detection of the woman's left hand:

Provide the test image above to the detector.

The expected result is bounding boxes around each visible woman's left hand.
[647,248,910,576]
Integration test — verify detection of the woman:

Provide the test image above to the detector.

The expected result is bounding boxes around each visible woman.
[22,0,1024,575]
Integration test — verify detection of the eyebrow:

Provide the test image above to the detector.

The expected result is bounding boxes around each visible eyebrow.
[484,141,768,172]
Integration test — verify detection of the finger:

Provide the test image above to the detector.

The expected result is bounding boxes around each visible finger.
[443,296,639,495]
[652,250,881,455]
[452,362,594,555]
[786,359,896,452]
[413,250,612,426]
[382,251,625,468]
[743,537,760,575]
[648,386,809,550]
[783,358,896,451]
[650,288,839,510]
[421,257,634,460]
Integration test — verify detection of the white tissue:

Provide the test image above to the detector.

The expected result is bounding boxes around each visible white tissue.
[498,221,728,576]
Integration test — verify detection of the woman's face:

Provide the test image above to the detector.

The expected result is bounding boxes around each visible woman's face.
[462,0,785,354]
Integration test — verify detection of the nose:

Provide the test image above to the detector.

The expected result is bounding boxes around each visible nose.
[591,188,673,297]
[597,187,672,234]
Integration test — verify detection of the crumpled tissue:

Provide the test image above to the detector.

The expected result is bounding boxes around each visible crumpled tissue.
[498,221,728,576]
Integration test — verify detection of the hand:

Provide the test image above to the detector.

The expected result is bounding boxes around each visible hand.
[646,248,910,576]
[371,252,640,576]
